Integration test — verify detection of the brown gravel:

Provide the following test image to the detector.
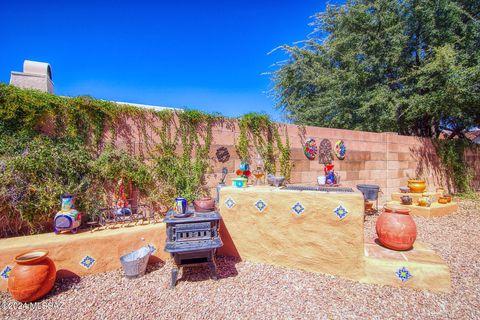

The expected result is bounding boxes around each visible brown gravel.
[1,198,479,320]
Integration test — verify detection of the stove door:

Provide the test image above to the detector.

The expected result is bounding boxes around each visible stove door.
[174,222,212,242]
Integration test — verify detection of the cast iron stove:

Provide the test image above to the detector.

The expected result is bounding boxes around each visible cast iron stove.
[163,208,223,288]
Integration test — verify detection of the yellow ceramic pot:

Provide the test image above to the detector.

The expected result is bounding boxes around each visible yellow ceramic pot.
[408,179,426,193]
[417,197,429,207]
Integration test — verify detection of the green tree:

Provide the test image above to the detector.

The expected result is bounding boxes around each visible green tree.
[273,0,480,137]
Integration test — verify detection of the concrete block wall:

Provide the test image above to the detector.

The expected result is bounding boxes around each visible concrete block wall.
[111,116,480,204]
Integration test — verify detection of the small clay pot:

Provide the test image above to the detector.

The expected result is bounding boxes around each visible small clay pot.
[377,206,417,251]
[438,197,449,204]
[444,195,452,203]
[400,195,412,205]
[408,179,426,193]
[399,187,410,193]
[193,197,215,212]
[417,197,430,207]
[8,249,56,302]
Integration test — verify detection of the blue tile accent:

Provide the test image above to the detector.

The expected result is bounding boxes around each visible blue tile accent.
[80,255,96,269]
[292,202,305,215]
[396,266,412,282]
[334,205,348,219]
[1,265,12,280]
[148,243,157,254]
[225,197,236,209]
[255,199,267,212]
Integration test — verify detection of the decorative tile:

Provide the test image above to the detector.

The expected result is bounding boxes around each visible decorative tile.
[80,255,96,269]
[1,265,12,280]
[148,243,157,254]
[255,199,267,212]
[225,197,236,209]
[334,205,348,219]
[396,266,412,282]
[292,202,305,215]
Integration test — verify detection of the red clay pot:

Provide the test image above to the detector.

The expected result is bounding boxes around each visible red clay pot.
[8,249,56,302]
[193,197,215,212]
[376,205,417,251]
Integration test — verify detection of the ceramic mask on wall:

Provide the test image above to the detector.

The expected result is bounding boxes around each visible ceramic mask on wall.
[304,138,318,160]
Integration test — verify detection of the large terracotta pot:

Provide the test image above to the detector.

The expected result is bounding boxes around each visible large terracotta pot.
[193,197,215,212]
[376,205,417,251]
[407,179,426,193]
[8,249,56,302]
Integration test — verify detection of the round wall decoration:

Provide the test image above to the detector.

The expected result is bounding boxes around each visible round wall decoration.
[318,139,333,164]
[303,138,318,160]
[216,147,230,163]
[334,140,346,160]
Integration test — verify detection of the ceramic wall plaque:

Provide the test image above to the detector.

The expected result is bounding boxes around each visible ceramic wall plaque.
[303,138,318,160]
[318,138,333,164]
[334,140,346,160]
[215,147,230,163]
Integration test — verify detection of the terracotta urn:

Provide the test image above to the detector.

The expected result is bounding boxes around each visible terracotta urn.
[8,249,56,302]
[193,197,215,212]
[407,179,426,193]
[376,205,417,251]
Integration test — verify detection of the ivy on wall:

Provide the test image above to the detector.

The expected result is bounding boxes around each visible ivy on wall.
[434,138,476,194]
[235,112,292,180]
[0,84,295,237]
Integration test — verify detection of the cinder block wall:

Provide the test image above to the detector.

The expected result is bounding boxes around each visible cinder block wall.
[111,117,480,204]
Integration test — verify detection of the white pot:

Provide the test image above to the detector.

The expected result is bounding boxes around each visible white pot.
[317,176,326,185]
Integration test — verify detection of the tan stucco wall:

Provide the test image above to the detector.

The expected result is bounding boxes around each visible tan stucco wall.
[218,186,366,280]
[0,224,168,292]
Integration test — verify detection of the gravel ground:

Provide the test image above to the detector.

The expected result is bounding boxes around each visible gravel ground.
[1,198,479,320]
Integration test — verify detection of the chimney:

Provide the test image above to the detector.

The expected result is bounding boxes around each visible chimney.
[10,60,54,93]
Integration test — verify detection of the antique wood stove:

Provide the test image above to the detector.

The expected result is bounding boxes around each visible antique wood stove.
[163,209,223,288]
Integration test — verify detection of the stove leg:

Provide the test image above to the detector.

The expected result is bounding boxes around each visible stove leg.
[208,262,218,280]
[171,267,179,288]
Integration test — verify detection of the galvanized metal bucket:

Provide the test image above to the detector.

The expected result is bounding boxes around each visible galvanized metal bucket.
[120,246,152,278]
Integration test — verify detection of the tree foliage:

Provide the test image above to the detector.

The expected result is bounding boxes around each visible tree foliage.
[273,0,480,137]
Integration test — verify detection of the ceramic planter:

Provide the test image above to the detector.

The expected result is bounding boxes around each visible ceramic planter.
[400,195,413,205]
[193,197,215,212]
[376,205,417,251]
[365,201,374,211]
[8,249,56,302]
[232,177,247,188]
[407,179,426,193]
[438,196,449,204]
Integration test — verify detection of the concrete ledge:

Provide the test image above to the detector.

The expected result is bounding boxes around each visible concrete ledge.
[391,192,442,202]
[0,224,168,292]
[362,240,451,293]
[387,201,458,218]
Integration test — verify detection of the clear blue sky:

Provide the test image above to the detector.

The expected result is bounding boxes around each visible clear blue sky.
[0,1,338,121]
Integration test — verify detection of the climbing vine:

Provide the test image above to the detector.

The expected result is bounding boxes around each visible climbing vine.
[236,113,292,179]
[434,138,476,194]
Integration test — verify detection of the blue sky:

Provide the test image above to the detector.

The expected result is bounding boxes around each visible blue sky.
[0,1,338,121]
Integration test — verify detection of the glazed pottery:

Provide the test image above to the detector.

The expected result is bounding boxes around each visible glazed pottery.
[418,195,431,207]
[232,177,247,188]
[438,197,449,204]
[407,179,426,193]
[400,195,413,205]
[445,195,452,203]
[399,187,410,193]
[376,205,417,251]
[8,249,56,302]
[193,197,215,212]
[317,176,326,185]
